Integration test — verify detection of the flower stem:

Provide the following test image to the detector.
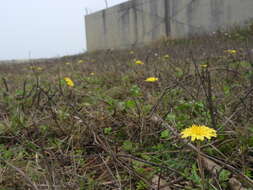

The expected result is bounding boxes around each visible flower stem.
[197,142,205,190]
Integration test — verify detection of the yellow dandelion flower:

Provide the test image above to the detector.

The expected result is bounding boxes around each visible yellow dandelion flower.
[64,77,74,87]
[200,64,208,68]
[145,77,158,82]
[181,125,217,142]
[30,66,42,71]
[225,49,237,54]
[135,60,144,65]
[163,54,170,59]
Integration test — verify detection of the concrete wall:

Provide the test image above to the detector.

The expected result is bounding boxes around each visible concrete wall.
[85,0,253,51]
[169,0,253,38]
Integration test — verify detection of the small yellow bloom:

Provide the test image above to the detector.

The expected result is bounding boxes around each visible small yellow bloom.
[200,64,208,68]
[65,62,71,65]
[135,60,144,65]
[90,72,95,76]
[64,77,74,87]
[163,54,170,59]
[145,77,158,82]
[129,50,134,55]
[181,125,217,141]
[30,66,43,71]
[225,49,237,54]
[78,60,84,64]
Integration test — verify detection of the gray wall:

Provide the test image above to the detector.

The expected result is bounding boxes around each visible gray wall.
[85,0,253,51]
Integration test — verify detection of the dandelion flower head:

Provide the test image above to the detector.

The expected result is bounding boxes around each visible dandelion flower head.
[30,66,43,71]
[64,77,74,87]
[135,60,144,65]
[145,77,158,82]
[181,125,217,141]
[225,49,237,54]
[200,64,208,68]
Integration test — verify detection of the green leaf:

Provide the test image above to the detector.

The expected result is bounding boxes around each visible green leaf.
[161,130,170,139]
[39,125,49,134]
[240,60,251,68]
[165,113,176,121]
[130,85,141,97]
[15,89,23,96]
[136,181,148,190]
[175,67,183,77]
[219,170,231,182]
[244,169,253,179]
[190,164,201,184]
[104,127,112,135]
[122,140,133,151]
[125,100,136,109]
[223,85,230,95]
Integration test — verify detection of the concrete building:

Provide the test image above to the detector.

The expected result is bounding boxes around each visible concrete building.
[85,0,253,51]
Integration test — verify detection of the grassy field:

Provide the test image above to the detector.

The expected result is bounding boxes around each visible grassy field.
[0,26,253,190]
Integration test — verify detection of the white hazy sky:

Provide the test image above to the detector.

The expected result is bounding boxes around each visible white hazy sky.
[0,0,127,60]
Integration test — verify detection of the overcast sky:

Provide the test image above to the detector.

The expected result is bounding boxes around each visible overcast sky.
[0,0,127,60]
